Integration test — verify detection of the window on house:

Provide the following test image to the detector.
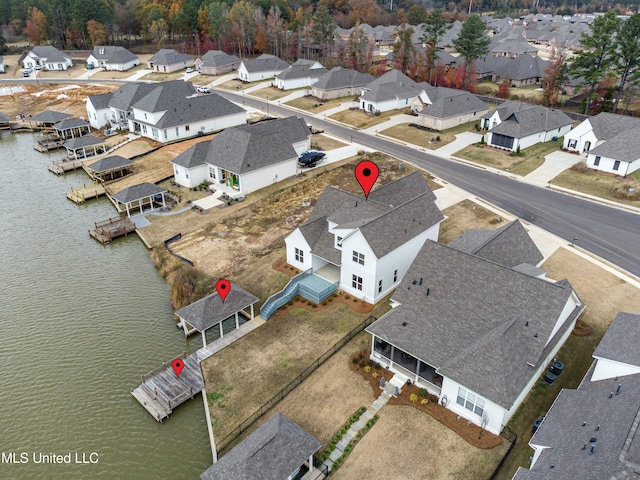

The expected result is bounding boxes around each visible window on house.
[185,125,190,131]
[594,156,600,166]
[352,251,365,265]
[378,279,383,293]
[209,167,216,179]
[152,128,158,138]
[186,172,189,179]
[295,248,304,263]
[176,127,179,137]
[163,130,167,140]
[613,160,620,171]
[393,269,398,282]
[144,113,147,119]
[456,387,485,417]
[142,125,147,134]
[569,139,577,149]
[352,275,363,291]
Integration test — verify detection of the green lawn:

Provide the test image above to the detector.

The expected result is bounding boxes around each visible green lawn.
[381,120,480,150]
[251,86,299,101]
[551,165,640,208]
[454,138,563,176]
[286,95,353,113]
[138,70,186,82]
[330,108,413,129]
[217,79,261,91]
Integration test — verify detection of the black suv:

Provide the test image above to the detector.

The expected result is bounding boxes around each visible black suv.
[298,150,326,168]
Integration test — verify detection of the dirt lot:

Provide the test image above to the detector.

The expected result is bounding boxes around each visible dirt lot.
[381,120,478,150]
[330,108,413,129]
[438,199,504,244]
[0,83,118,119]
[333,405,509,480]
[285,95,352,113]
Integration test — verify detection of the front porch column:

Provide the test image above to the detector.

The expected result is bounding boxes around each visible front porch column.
[124,202,130,217]
[235,312,239,329]
[219,322,224,339]
[202,329,207,348]
[389,345,395,368]
[415,360,422,383]
[307,454,314,472]
[250,304,254,320]
[162,193,166,207]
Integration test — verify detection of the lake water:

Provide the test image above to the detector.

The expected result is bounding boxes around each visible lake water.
[0,132,210,479]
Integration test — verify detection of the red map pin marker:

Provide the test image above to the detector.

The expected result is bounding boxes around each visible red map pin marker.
[355,160,379,199]
[172,358,184,377]
[216,279,231,302]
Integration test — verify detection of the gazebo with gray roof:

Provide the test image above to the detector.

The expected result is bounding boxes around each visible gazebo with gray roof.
[27,110,71,127]
[63,135,107,160]
[85,155,133,181]
[175,283,258,347]
[53,118,91,139]
[110,182,167,217]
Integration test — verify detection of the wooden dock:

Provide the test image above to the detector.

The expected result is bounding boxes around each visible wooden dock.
[48,158,84,175]
[89,216,136,244]
[67,183,106,204]
[131,352,205,422]
[35,137,65,152]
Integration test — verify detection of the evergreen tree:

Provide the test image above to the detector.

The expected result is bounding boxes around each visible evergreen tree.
[569,11,621,115]
[420,8,449,84]
[311,5,335,60]
[453,14,490,89]
[612,13,640,113]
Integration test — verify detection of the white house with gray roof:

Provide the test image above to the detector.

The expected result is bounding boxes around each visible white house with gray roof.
[195,50,241,75]
[201,413,321,480]
[86,92,114,129]
[415,87,489,131]
[127,81,246,142]
[274,59,328,90]
[147,49,194,73]
[22,46,72,70]
[367,221,584,435]
[86,46,139,71]
[237,54,289,82]
[171,116,310,191]
[311,67,375,100]
[513,312,640,479]
[563,112,640,175]
[285,172,444,304]
[360,69,431,113]
[486,103,572,151]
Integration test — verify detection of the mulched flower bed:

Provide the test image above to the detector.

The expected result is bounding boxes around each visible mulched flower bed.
[271,261,375,316]
[572,319,592,336]
[350,351,503,450]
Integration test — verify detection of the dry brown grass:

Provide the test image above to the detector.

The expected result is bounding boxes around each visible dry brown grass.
[330,108,412,129]
[285,95,351,113]
[438,199,504,244]
[381,120,479,150]
[333,405,509,480]
[89,64,149,80]
[251,86,298,101]
[310,134,348,151]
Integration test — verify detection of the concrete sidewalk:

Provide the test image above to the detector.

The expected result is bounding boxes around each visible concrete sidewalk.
[363,114,415,135]
[433,131,482,157]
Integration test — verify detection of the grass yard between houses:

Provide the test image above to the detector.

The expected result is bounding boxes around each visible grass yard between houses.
[550,163,640,208]
[454,137,563,177]
[333,405,510,480]
[201,302,369,445]
[285,95,353,113]
[251,86,300,101]
[381,120,480,150]
[216,79,261,91]
[330,108,412,129]
[494,246,640,479]
[139,70,187,82]
[89,63,149,80]
[438,199,505,244]
[310,134,348,151]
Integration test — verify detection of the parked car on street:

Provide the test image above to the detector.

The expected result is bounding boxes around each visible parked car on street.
[197,86,211,94]
[298,150,326,168]
[186,68,194,73]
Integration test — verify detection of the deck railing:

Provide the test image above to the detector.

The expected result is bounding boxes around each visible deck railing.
[260,269,312,319]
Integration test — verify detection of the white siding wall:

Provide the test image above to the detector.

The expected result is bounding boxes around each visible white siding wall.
[482,110,502,129]
[239,67,286,82]
[592,357,640,381]
[173,164,208,189]
[545,291,581,345]
[285,229,312,270]
[86,102,110,129]
[236,158,298,194]
[339,232,378,303]
[132,108,165,125]
[372,224,440,303]
[563,119,595,152]
[361,98,399,113]
[105,59,139,71]
[152,59,194,73]
[138,112,246,142]
[587,153,639,175]
[276,76,321,90]
[517,131,545,150]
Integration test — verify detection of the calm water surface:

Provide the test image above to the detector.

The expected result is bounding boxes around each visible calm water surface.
[0,133,209,479]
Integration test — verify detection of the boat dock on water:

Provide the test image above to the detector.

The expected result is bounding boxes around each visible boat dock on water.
[34,137,66,152]
[48,157,85,175]
[88,216,136,244]
[67,182,106,204]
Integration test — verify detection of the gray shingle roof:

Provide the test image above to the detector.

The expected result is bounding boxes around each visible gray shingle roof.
[45,50,71,63]
[489,37,538,55]
[175,284,258,332]
[148,48,193,66]
[29,110,71,124]
[149,93,245,129]
[448,220,543,268]
[201,413,321,480]
[489,105,573,138]
[198,50,240,68]
[91,46,138,64]
[360,69,431,103]
[0,112,11,122]
[593,312,640,366]
[514,313,640,480]
[131,80,197,113]
[53,118,90,131]
[30,46,70,62]
[587,112,640,141]
[300,217,342,265]
[493,54,548,81]
[111,182,166,203]
[87,92,113,110]
[301,172,443,260]
[86,155,133,173]
[171,141,211,169]
[366,240,581,409]
[588,126,640,163]
[202,117,309,174]
[481,100,536,120]
[418,89,489,119]
[108,83,160,112]
[313,67,375,91]
[241,56,289,73]
[63,135,105,150]
[275,61,328,81]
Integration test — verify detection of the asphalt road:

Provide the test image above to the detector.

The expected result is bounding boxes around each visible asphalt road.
[219,90,640,278]
[2,77,638,276]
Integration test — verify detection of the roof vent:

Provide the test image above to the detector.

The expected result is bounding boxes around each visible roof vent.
[588,445,595,455]
[534,333,538,338]
[402,322,407,327]
[525,321,529,327]
[426,288,430,296]
[354,201,358,207]
[412,280,417,285]
[590,437,597,443]
[616,384,621,395]
[582,422,586,427]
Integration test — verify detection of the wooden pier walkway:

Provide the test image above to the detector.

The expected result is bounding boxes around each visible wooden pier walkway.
[67,182,106,204]
[131,352,205,422]
[89,216,136,244]
[35,138,65,152]
[48,158,84,175]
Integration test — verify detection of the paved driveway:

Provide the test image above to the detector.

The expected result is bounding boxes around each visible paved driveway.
[525,150,583,187]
